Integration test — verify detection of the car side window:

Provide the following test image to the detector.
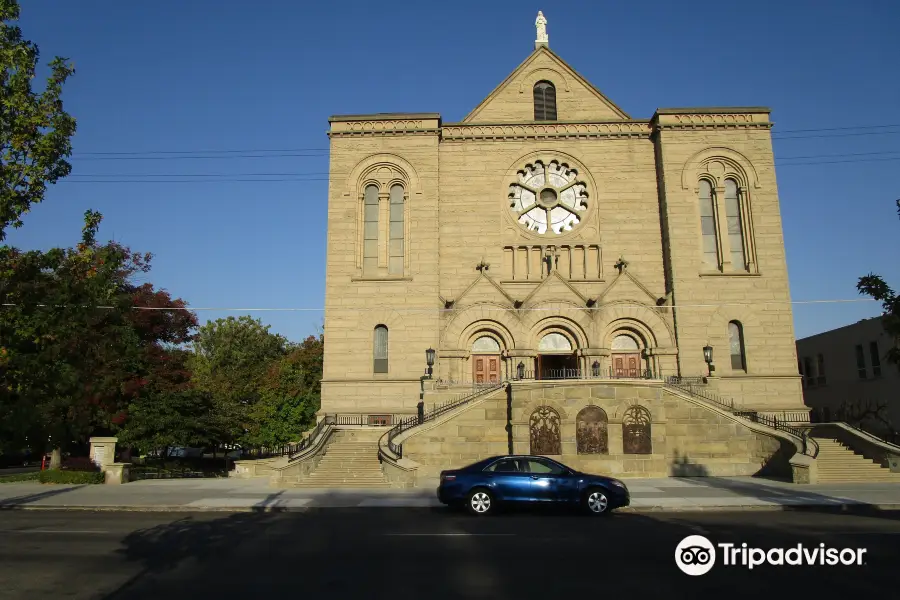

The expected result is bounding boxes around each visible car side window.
[485,459,520,473]
[526,459,565,475]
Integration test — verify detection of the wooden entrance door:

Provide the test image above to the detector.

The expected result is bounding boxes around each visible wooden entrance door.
[613,353,641,378]
[473,355,500,383]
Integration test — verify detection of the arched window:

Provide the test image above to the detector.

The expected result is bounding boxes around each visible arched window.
[725,179,746,270]
[538,332,572,352]
[471,336,501,352]
[363,184,379,274]
[622,405,652,454]
[533,81,557,121]
[728,321,746,371]
[373,325,388,373]
[698,179,719,268]
[388,184,404,275]
[576,406,608,454]
[611,334,640,351]
[529,406,561,455]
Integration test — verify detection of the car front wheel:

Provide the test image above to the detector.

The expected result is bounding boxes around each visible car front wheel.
[466,488,494,516]
[583,488,610,515]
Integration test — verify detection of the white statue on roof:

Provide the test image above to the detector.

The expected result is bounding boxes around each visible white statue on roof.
[535,11,548,46]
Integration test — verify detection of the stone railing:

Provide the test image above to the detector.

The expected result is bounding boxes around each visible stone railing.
[502,244,602,282]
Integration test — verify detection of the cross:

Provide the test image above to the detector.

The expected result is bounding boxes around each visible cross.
[614,256,628,273]
[476,259,490,272]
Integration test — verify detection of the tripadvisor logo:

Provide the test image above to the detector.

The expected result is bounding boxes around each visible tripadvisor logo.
[675,535,867,576]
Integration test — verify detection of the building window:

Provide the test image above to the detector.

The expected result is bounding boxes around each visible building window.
[870,341,882,377]
[622,405,652,454]
[363,184,379,275]
[724,179,746,270]
[728,321,746,371]
[816,354,826,386]
[855,344,867,379]
[576,406,608,454]
[373,325,388,373]
[529,405,561,455]
[803,356,815,388]
[508,159,588,236]
[533,81,557,121]
[698,179,719,268]
[388,184,404,275]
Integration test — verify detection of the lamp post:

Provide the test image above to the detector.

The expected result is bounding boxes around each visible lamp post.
[592,360,600,378]
[517,361,525,380]
[703,344,715,378]
[418,348,436,424]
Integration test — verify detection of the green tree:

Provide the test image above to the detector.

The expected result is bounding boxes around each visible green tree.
[1,0,77,240]
[857,198,900,369]
[248,334,323,448]
[117,349,213,455]
[0,212,149,463]
[190,316,288,450]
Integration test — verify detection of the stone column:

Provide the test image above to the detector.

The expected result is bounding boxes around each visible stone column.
[89,437,117,470]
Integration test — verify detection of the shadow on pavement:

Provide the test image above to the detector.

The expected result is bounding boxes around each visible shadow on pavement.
[680,476,900,520]
[94,504,900,599]
[0,485,84,508]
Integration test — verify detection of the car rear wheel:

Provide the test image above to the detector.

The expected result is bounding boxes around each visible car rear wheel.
[583,488,610,515]
[466,488,494,516]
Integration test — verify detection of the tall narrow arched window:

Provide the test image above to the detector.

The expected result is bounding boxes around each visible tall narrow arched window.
[388,184,404,275]
[533,81,557,121]
[698,179,718,268]
[725,179,746,270]
[373,325,388,373]
[363,184,379,275]
[728,321,746,371]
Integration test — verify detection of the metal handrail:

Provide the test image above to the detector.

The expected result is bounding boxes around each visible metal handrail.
[664,376,819,457]
[381,381,505,459]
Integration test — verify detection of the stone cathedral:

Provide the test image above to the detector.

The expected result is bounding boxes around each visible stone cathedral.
[319,13,809,480]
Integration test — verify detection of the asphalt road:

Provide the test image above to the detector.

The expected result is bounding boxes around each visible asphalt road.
[0,507,898,600]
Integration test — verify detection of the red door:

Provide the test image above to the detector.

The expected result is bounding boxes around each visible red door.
[474,355,500,383]
[613,353,641,378]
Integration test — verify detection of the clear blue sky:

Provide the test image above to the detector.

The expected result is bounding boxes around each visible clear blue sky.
[9,0,900,342]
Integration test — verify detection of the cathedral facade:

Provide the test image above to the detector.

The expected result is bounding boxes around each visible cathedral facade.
[320,20,806,477]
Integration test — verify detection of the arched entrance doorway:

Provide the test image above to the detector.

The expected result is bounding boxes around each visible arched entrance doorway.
[537,331,578,379]
[471,335,501,383]
[610,333,643,378]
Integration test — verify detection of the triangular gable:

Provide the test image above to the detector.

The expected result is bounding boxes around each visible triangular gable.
[453,272,515,309]
[462,46,630,124]
[520,271,588,307]
[596,269,662,306]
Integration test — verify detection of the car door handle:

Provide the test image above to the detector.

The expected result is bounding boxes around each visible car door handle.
[530,475,539,480]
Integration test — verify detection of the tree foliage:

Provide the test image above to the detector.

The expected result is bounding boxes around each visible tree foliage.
[857,198,900,369]
[189,316,289,447]
[0,0,77,240]
[248,334,323,447]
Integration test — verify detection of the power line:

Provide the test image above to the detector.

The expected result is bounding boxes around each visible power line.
[61,150,900,179]
[67,124,900,160]
[0,298,879,313]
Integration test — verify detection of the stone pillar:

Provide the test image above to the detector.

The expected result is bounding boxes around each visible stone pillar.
[104,463,130,485]
[89,437,118,470]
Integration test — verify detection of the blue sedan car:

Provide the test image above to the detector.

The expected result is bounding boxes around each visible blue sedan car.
[437,455,629,516]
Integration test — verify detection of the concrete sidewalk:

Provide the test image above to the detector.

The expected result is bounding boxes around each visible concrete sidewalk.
[1,476,900,512]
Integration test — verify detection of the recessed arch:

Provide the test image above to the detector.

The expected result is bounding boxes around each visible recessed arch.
[576,406,609,454]
[680,146,760,191]
[443,305,522,351]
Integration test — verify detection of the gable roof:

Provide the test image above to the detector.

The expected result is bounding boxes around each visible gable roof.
[462,45,630,123]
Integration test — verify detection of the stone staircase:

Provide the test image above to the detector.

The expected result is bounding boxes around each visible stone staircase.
[814,438,900,483]
[291,428,390,488]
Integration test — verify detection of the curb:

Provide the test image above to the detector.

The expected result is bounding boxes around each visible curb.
[2,502,899,514]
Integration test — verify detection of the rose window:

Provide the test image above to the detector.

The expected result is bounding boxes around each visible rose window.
[508,160,588,235]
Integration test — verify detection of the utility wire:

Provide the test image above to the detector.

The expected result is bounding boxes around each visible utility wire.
[0,298,879,313]
[67,124,900,160]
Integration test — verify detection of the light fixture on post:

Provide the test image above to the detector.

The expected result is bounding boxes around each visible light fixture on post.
[419,348,436,425]
[425,347,436,377]
[703,344,715,378]
[517,361,525,380]
[592,360,600,378]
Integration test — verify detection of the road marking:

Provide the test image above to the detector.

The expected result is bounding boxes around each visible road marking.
[382,533,515,537]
